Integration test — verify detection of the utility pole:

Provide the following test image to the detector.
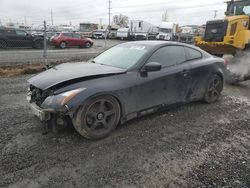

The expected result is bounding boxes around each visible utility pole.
[24,16,27,26]
[105,0,111,48]
[214,10,218,18]
[51,9,54,26]
[43,20,48,68]
[108,0,111,28]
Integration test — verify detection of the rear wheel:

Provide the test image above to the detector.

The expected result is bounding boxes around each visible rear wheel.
[34,40,43,49]
[203,74,223,103]
[0,40,7,49]
[85,42,91,48]
[73,95,120,139]
[60,41,67,49]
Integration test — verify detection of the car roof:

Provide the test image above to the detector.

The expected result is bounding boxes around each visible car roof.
[61,32,81,34]
[122,40,206,52]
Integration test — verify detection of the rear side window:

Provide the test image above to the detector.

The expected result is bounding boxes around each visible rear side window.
[63,33,73,37]
[15,30,27,36]
[185,47,202,60]
[73,33,81,38]
[148,46,186,67]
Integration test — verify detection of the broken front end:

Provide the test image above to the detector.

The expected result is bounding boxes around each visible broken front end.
[27,85,84,132]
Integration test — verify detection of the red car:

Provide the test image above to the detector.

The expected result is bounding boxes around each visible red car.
[51,32,93,49]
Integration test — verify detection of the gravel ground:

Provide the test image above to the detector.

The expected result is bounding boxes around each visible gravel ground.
[0,75,249,188]
[0,40,122,66]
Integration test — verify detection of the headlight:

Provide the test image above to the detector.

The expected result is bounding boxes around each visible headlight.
[60,88,86,105]
[41,88,86,109]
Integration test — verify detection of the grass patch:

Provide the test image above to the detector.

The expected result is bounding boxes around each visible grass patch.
[0,62,61,77]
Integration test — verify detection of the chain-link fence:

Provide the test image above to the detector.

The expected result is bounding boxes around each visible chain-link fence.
[0,24,122,67]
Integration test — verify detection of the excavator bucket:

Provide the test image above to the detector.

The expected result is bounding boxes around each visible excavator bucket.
[196,43,237,56]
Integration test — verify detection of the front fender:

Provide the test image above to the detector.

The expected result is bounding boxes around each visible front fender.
[66,90,125,116]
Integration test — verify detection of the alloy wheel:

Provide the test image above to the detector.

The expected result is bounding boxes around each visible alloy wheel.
[85,99,116,132]
[204,75,223,103]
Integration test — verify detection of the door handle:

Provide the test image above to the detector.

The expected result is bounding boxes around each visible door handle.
[181,70,190,77]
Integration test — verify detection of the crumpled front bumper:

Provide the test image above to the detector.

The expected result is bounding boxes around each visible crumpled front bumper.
[29,102,53,121]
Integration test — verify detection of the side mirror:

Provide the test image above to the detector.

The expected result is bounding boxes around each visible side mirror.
[144,62,162,72]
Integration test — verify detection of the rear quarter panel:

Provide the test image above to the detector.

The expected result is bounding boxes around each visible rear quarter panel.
[188,56,225,101]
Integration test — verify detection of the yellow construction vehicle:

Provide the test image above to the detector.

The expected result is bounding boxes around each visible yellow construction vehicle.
[195,0,250,82]
[195,0,250,56]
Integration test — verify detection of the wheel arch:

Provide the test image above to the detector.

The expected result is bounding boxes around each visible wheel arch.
[60,41,67,45]
[71,92,125,122]
[214,68,225,85]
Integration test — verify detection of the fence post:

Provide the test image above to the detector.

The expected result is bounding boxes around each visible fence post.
[43,20,48,68]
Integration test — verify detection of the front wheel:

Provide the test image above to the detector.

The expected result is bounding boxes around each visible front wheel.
[73,95,120,139]
[203,75,223,103]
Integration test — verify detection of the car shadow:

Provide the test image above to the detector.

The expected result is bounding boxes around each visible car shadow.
[54,101,206,139]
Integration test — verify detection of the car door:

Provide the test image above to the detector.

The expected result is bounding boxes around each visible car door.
[62,33,74,46]
[184,47,211,101]
[4,29,18,47]
[14,30,33,47]
[136,45,192,111]
[72,33,83,46]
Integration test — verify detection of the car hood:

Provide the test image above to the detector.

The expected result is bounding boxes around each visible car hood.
[28,62,126,90]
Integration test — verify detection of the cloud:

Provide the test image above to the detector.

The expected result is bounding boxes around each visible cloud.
[0,0,226,26]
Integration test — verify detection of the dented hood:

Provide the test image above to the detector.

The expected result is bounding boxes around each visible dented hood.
[28,62,126,90]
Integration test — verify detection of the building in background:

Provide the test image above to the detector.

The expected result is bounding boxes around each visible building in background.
[79,23,98,37]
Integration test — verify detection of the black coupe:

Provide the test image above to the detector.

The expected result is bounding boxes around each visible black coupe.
[27,41,226,139]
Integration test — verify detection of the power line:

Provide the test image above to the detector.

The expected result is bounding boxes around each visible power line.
[114,3,224,14]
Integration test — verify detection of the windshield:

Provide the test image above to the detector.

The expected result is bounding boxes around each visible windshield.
[227,1,250,15]
[94,44,150,69]
[159,28,172,33]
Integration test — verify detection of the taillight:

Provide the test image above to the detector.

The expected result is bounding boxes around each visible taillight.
[224,59,229,67]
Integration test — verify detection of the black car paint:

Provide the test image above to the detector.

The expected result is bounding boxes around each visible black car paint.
[28,62,126,90]
[0,28,43,48]
[28,41,225,123]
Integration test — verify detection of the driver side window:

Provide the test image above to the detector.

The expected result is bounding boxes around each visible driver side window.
[15,30,27,36]
[148,46,186,68]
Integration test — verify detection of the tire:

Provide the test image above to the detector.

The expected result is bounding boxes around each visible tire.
[85,42,91,48]
[60,41,67,49]
[73,95,120,139]
[203,74,223,103]
[0,40,7,49]
[34,40,43,49]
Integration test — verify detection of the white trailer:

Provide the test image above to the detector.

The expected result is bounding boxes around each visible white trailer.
[156,22,178,41]
[116,28,131,40]
[130,20,155,40]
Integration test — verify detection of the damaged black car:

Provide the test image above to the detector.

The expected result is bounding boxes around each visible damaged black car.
[27,41,226,139]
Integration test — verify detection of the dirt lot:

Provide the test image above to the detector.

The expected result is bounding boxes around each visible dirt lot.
[0,75,249,188]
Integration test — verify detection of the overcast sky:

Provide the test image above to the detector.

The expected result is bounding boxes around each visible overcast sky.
[0,0,227,26]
